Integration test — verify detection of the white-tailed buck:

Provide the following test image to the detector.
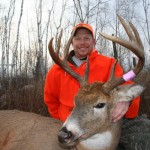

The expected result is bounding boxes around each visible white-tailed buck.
[0,15,145,150]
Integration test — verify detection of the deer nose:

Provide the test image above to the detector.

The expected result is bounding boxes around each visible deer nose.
[58,126,73,143]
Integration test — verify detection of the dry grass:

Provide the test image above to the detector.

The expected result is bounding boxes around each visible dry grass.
[0,78,49,116]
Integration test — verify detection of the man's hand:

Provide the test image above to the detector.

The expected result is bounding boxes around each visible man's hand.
[112,101,130,122]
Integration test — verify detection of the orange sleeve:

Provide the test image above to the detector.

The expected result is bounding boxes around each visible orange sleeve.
[125,96,140,118]
[121,79,141,118]
[44,66,60,119]
[109,59,141,118]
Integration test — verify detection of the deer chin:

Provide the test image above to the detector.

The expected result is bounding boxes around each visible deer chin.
[58,133,86,148]
[59,141,77,149]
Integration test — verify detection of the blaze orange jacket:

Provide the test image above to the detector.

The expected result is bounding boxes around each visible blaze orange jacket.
[44,50,140,122]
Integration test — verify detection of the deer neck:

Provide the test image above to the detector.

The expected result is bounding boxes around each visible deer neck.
[77,131,112,150]
[76,121,121,150]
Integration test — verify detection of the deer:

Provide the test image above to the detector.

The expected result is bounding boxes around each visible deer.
[49,15,145,150]
[0,15,145,150]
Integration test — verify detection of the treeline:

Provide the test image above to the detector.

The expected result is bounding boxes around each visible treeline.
[0,0,149,116]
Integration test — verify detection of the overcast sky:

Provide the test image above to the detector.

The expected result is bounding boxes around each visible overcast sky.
[0,0,148,50]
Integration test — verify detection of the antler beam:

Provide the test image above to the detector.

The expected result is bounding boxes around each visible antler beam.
[48,29,89,86]
[101,15,145,94]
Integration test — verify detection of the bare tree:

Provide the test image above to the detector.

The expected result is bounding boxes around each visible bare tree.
[44,0,55,75]
[72,0,109,23]
[11,0,24,77]
[141,0,150,70]
[141,0,150,46]
[34,0,45,80]
[0,0,16,79]
[70,0,112,55]
[111,0,141,71]
[53,0,67,46]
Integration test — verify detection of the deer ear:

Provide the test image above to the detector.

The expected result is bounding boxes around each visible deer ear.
[112,84,145,102]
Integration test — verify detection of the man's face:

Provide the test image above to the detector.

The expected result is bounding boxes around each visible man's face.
[72,28,95,59]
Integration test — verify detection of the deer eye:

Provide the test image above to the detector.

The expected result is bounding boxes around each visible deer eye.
[94,103,105,109]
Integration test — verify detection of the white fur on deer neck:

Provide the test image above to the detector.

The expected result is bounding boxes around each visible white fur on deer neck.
[63,116,113,150]
[78,132,112,150]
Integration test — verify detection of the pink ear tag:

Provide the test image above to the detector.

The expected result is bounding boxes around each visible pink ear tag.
[123,70,136,81]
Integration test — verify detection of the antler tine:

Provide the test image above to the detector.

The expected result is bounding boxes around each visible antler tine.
[83,56,90,85]
[101,15,145,94]
[102,60,124,94]
[117,15,135,42]
[56,29,63,54]
[48,30,89,86]
[64,29,76,60]
[109,60,118,80]
[129,22,144,50]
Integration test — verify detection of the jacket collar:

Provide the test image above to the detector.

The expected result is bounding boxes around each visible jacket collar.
[67,49,98,66]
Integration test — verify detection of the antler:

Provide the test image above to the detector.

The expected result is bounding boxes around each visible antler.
[101,15,145,94]
[48,29,89,86]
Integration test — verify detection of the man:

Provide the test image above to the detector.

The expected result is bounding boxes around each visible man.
[44,23,140,123]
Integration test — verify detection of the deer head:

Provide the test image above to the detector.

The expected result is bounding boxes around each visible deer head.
[48,15,145,150]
